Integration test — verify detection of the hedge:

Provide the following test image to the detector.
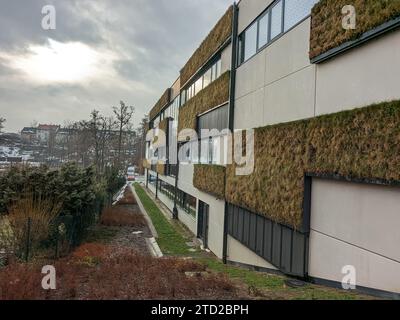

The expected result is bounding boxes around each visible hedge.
[149,89,171,121]
[180,6,233,86]
[226,100,400,229]
[193,164,226,199]
[178,71,230,137]
[310,0,400,60]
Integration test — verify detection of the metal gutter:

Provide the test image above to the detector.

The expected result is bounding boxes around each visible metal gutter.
[223,2,239,265]
[311,16,400,64]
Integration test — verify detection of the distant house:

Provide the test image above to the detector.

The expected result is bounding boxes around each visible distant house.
[21,127,37,142]
[36,124,60,144]
[55,128,75,144]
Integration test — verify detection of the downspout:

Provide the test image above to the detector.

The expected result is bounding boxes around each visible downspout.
[223,2,239,265]
[172,123,179,220]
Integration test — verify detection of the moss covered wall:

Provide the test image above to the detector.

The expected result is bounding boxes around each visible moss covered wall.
[149,89,171,121]
[193,164,226,199]
[310,0,400,60]
[178,71,230,135]
[157,161,165,176]
[226,100,400,229]
[180,6,233,86]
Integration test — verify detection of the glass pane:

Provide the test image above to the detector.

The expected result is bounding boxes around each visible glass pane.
[284,0,318,31]
[244,22,257,61]
[203,68,212,88]
[216,59,222,78]
[270,0,283,39]
[195,78,202,95]
[258,12,269,49]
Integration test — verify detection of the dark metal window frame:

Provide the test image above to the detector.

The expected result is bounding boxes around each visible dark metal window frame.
[237,0,317,66]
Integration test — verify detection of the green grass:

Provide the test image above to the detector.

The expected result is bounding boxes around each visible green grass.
[199,257,366,300]
[134,183,190,256]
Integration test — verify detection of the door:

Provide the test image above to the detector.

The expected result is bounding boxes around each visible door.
[197,201,209,248]
[309,178,400,294]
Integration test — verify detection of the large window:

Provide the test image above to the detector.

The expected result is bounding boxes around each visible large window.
[284,0,318,31]
[244,23,257,61]
[158,180,175,200]
[270,0,283,40]
[181,58,222,106]
[238,0,319,65]
[258,12,269,49]
[177,190,197,217]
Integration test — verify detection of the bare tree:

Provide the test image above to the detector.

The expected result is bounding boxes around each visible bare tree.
[113,101,134,168]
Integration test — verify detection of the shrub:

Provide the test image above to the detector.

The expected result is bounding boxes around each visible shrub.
[0,247,237,300]
[7,191,62,259]
[193,164,226,199]
[115,186,137,205]
[100,207,146,228]
[310,0,400,60]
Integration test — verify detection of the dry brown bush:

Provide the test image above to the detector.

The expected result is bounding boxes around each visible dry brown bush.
[100,206,146,228]
[0,245,237,300]
[115,186,137,205]
[6,192,62,257]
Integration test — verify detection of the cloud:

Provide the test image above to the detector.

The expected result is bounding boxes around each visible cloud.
[0,0,232,132]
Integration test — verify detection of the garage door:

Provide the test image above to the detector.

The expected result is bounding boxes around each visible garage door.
[309,178,400,294]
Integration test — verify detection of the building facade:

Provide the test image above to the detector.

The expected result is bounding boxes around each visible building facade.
[144,0,400,298]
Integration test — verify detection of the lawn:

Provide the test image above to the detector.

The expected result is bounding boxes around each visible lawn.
[134,183,190,256]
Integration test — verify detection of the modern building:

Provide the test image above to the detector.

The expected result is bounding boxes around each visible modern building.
[143,0,400,298]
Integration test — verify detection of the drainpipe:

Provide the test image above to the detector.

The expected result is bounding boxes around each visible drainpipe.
[156,172,159,199]
[172,147,179,220]
[223,2,239,265]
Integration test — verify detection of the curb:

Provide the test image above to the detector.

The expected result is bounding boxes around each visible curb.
[129,183,158,238]
[145,237,163,258]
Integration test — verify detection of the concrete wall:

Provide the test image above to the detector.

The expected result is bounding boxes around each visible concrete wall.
[315,30,400,115]
[309,179,400,293]
[178,163,226,258]
[234,18,316,129]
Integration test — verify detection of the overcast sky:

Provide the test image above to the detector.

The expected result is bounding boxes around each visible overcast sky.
[0,0,232,132]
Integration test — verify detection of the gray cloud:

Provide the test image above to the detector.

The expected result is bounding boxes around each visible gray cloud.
[0,0,232,132]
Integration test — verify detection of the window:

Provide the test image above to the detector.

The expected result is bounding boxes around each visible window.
[182,58,222,105]
[244,22,257,61]
[238,0,317,65]
[284,0,319,31]
[158,180,175,200]
[203,69,212,88]
[195,77,203,95]
[270,0,283,40]
[258,12,270,49]
[177,189,197,217]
